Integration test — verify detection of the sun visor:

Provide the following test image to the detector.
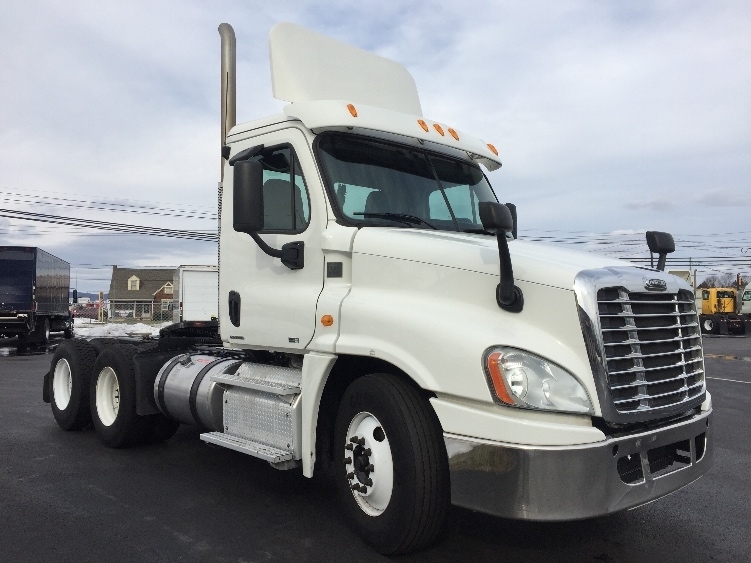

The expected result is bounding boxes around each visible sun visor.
[269,23,422,117]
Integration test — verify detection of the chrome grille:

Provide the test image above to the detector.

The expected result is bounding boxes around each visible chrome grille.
[597,288,705,414]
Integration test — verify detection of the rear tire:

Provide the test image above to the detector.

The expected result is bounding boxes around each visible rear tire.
[33,318,50,345]
[334,374,449,554]
[50,339,96,430]
[702,317,716,334]
[90,344,150,448]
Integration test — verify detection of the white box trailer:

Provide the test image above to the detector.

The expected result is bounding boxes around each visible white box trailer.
[172,265,218,323]
[43,23,713,555]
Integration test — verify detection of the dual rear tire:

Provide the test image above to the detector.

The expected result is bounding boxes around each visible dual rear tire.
[49,339,179,446]
[90,344,180,447]
[50,339,96,430]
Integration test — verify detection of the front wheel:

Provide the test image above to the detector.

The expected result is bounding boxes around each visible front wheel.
[334,374,449,554]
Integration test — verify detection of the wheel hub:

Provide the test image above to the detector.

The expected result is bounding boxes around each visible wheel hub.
[343,412,394,516]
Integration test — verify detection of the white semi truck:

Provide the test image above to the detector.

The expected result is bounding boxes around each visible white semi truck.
[44,23,712,554]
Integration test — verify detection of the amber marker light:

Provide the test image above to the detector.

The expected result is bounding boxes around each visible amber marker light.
[347,104,358,117]
[433,123,445,136]
[486,351,514,405]
[487,143,499,156]
[448,128,459,141]
[418,119,429,132]
[321,315,335,327]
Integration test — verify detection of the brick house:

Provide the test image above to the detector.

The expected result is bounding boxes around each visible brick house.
[108,266,175,320]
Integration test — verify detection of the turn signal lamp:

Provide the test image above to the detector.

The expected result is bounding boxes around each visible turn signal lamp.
[487,143,499,156]
[321,315,334,327]
[486,351,514,405]
[347,104,358,117]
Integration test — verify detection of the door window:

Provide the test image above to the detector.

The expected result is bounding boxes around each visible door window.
[249,146,310,233]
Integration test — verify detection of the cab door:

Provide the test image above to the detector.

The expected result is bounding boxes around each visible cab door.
[220,128,326,351]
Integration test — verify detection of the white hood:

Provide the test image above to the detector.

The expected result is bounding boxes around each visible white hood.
[351,228,627,291]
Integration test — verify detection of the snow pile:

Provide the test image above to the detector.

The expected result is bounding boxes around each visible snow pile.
[73,319,170,339]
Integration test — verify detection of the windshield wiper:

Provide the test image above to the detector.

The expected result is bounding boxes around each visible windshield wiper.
[460,228,494,235]
[354,212,437,229]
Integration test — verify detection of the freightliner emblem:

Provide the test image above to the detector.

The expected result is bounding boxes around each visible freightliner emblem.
[643,278,667,292]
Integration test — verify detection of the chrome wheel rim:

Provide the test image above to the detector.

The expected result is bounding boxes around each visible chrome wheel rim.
[52,358,73,410]
[344,412,393,516]
[96,367,120,426]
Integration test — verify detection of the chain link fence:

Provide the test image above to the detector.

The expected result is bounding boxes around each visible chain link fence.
[107,300,173,323]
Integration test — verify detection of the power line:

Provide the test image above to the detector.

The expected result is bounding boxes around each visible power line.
[0,208,217,242]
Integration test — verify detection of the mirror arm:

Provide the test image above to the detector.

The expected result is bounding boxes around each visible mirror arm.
[248,232,304,270]
[495,233,524,313]
[249,232,283,259]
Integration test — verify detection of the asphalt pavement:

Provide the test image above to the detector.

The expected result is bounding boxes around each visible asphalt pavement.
[0,335,749,562]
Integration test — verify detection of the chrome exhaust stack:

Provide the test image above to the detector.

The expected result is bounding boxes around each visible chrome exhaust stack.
[219,23,236,181]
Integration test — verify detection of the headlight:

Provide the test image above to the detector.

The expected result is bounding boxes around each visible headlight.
[483,347,593,415]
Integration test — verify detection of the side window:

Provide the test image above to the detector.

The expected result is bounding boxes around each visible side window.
[250,146,310,233]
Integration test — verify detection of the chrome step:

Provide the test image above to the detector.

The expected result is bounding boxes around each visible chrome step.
[211,362,301,395]
[200,432,294,463]
[211,373,300,395]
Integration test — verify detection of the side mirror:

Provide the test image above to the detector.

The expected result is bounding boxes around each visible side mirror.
[230,158,305,270]
[645,231,675,271]
[233,160,264,234]
[479,202,513,234]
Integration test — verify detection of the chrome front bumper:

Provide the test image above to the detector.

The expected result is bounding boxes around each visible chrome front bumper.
[445,408,712,520]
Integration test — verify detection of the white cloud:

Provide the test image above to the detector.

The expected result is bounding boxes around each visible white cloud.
[0,0,749,283]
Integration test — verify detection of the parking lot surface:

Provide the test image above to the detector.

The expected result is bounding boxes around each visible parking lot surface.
[0,335,749,562]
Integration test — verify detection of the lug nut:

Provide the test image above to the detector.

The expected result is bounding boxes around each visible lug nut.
[344,457,352,464]
[365,478,373,486]
[345,443,353,451]
[347,472,354,480]
[367,464,374,472]
[349,436,359,444]
[363,448,371,456]
[358,438,365,446]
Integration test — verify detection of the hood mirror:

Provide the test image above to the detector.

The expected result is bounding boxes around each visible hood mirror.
[479,202,524,313]
[645,231,675,272]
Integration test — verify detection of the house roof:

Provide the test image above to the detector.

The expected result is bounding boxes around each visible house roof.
[108,266,175,301]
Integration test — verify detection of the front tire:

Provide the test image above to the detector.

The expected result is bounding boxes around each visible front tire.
[50,339,96,430]
[90,344,150,448]
[334,374,449,554]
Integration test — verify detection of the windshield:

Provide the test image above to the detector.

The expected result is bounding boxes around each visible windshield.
[317,133,498,232]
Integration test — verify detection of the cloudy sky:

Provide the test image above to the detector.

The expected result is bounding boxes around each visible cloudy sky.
[1,0,749,292]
